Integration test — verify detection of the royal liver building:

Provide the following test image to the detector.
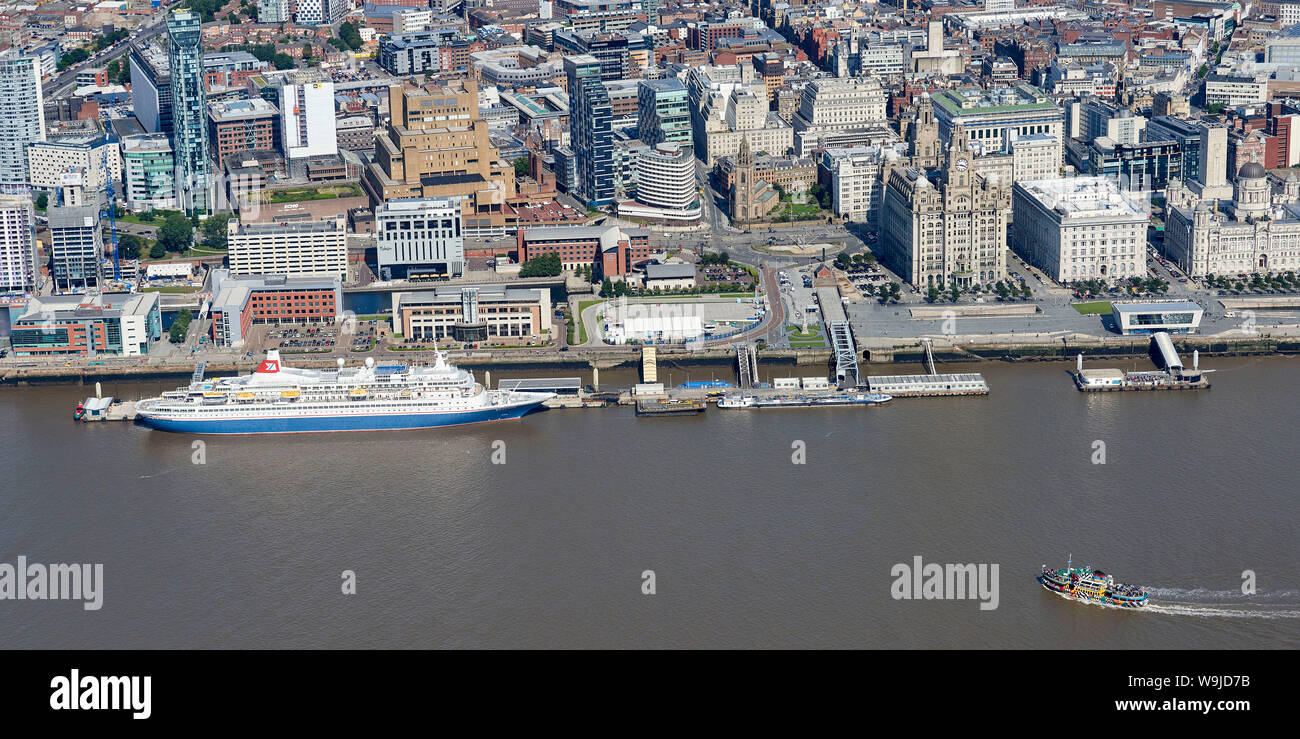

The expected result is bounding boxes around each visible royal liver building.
[1165,161,1300,278]
[880,108,1010,289]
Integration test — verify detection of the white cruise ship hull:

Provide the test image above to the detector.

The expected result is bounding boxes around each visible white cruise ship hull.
[136,395,550,435]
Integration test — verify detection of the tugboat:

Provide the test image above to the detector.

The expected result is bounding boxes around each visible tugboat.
[1039,556,1149,608]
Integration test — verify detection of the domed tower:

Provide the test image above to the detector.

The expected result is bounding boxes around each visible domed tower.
[1233,161,1271,220]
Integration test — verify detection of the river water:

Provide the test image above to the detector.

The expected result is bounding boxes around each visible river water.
[2,357,1298,648]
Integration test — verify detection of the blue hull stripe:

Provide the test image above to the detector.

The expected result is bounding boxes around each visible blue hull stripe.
[136,403,545,434]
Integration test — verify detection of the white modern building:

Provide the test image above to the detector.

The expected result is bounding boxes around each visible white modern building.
[1011,177,1149,283]
[295,0,346,26]
[618,143,701,223]
[0,53,46,190]
[0,195,37,293]
[279,75,338,160]
[374,198,465,280]
[227,216,348,279]
[26,136,122,196]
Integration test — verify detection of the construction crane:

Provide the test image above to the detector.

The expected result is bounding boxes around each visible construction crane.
[100,142,120,281]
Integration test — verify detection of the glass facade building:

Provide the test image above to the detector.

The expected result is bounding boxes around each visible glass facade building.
[637,79,693,152]
[0,54,46,191]
[167,11,210,214]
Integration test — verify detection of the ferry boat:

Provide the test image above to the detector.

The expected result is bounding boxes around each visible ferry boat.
[716,395,757,408]
[134,350,554,434]
[1039,557,1149,608]
[754,392,892,408]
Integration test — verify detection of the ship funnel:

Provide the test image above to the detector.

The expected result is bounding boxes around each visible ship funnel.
[1077,353,1083,372]
[337,358,345,369]
[1193,350,1199,370]
[95,381,102,399]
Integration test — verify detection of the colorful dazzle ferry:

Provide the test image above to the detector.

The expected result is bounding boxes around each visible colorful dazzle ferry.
[1039,558,1149,608]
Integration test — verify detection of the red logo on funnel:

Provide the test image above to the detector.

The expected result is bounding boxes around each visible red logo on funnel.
[257,360,279,373]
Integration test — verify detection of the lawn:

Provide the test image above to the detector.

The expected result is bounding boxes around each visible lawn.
[262,184,362,204]
[1072,301,1113,315]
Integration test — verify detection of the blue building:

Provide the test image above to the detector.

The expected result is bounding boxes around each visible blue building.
[167,10,209,214]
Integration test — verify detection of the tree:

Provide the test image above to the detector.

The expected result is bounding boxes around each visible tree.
[339,21,364,51]
[301,44,313,61]
[949,283,960,303]
[157,214,194,254]
[835,252,851,269]
[149,241,166,259]
[518,252,562,277]
[926,285,940,303]
[889,282,901,303]
[169,309,193,343]
[1020,282,1032,299]
[201,214,230,249]
[138,209,156,222]
[35,193,48,210]
[117,233,144,261]
[57,48,90,71]
[513,157,529,179]
[599,277,614,297]
[272,53,295,70]
[328,37,349,52]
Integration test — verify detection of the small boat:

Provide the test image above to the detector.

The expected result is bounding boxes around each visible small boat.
[348,387,368,397]
[280,389,301,398]
[1039,556,1149,608]
[235,392,255,400]
[717,395,757,408]
[73,402,86,421]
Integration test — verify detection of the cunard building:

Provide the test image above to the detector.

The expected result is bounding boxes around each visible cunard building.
[880,111,1010,289]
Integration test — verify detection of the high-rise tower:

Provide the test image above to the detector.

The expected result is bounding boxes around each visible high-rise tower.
[168,10,210,215]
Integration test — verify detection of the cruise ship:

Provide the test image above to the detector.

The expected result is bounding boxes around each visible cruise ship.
[134,350,554,434]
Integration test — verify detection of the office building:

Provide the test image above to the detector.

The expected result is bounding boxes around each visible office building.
[617,143,700,223]
[392,285,552,341]
[227,217,348,279]
[929,83,1063,169]
[209,270,341,347]
[374,198,465,280]
[257,0,290,24]
[128,43,171,136]
[9,292,161,356]
[516,223,653,277]
[637,79,692,150]
[122,134,176,210]
[1166,161,1300,277]
[363,78,515,237]
[1011,177,1149,283]
[880,126,1011,288]
[47,204,104,290]
[207,98,279,169]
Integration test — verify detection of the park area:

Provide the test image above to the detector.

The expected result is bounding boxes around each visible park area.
[261,184,363,204]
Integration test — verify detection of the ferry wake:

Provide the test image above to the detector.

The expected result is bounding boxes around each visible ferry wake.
[134,350,553,434]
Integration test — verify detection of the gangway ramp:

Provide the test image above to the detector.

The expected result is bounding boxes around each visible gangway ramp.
[829,320,860,388]
[1150,331,1183,372]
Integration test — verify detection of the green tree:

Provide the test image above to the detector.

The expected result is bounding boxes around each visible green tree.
[116,233,144,260]
[518,252,562,277]
[57,48,90,71]
[272,53,295,70]
[149,241,166,259]
[1020,282,1032,299]
[339,21,364,51]
[600,277,613,297]
[302,44,313,60]
[157,214,194,254]
[169,309,193,343]
[926,285,940,303]
[513,157,529,179]
[949,283,960,302]
[835,252,851,269]
[35,192,48,210]
[200,214,230,249]
[889,282,901,302]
